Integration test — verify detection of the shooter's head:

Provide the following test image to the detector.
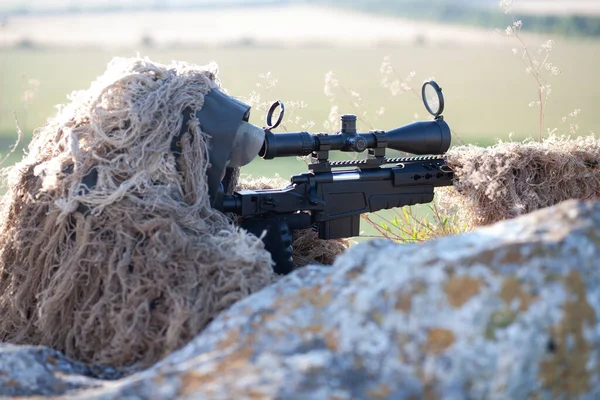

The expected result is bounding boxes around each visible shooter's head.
[193,89,265,205]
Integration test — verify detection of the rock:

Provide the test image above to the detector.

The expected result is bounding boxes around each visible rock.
[1,199,599,399]
[0,344,122,397]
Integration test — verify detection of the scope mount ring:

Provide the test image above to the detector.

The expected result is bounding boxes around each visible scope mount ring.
[266,100,285,130]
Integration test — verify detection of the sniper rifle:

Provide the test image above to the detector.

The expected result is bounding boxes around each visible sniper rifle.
[214,81,455,274]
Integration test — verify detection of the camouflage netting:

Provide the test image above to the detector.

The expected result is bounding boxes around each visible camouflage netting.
[441,135,600,228]
[234,175,349,268]
[0,57,278,369]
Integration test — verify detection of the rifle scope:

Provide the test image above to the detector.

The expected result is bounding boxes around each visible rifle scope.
[259,81,450,159]
[259,117,451,159]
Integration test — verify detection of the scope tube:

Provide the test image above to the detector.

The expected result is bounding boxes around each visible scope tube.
[259,118,451,159]
[385,119,451,155]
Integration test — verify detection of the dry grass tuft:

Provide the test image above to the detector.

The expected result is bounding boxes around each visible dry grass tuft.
[441,135,600,227]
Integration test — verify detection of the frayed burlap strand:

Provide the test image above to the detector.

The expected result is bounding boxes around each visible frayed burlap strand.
[0,57,275,369]
[236,175,349,268]
[440,135,600,228]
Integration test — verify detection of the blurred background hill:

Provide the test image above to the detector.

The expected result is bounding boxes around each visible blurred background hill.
[3,0,600,36]
[317,0,600,36]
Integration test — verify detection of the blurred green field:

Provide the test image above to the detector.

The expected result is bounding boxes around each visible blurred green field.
[0,40,598,238]
[2,41,599,171]
[3,43,599,131]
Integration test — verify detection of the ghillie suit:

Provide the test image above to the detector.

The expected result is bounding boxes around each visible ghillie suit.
[0,58,276,369]
[234,175,349,267]
[441,135,600,228]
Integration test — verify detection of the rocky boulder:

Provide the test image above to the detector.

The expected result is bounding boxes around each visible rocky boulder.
[0,344,122,397]
[1,199,599,399]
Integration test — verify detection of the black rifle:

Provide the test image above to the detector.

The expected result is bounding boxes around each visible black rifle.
[215,81,454,274]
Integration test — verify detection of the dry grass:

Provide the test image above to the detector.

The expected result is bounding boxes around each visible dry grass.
[441,135,600,227]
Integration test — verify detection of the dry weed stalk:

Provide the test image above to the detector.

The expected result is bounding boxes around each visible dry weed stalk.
[498,0,561,141]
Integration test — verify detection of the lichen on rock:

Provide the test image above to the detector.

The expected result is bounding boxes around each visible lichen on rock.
[2,199,597,399]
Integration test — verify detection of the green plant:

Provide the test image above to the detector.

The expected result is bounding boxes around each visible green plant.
[362,202,468,243]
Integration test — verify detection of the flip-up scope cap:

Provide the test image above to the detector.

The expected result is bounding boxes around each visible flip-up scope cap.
[422,81,444,118]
